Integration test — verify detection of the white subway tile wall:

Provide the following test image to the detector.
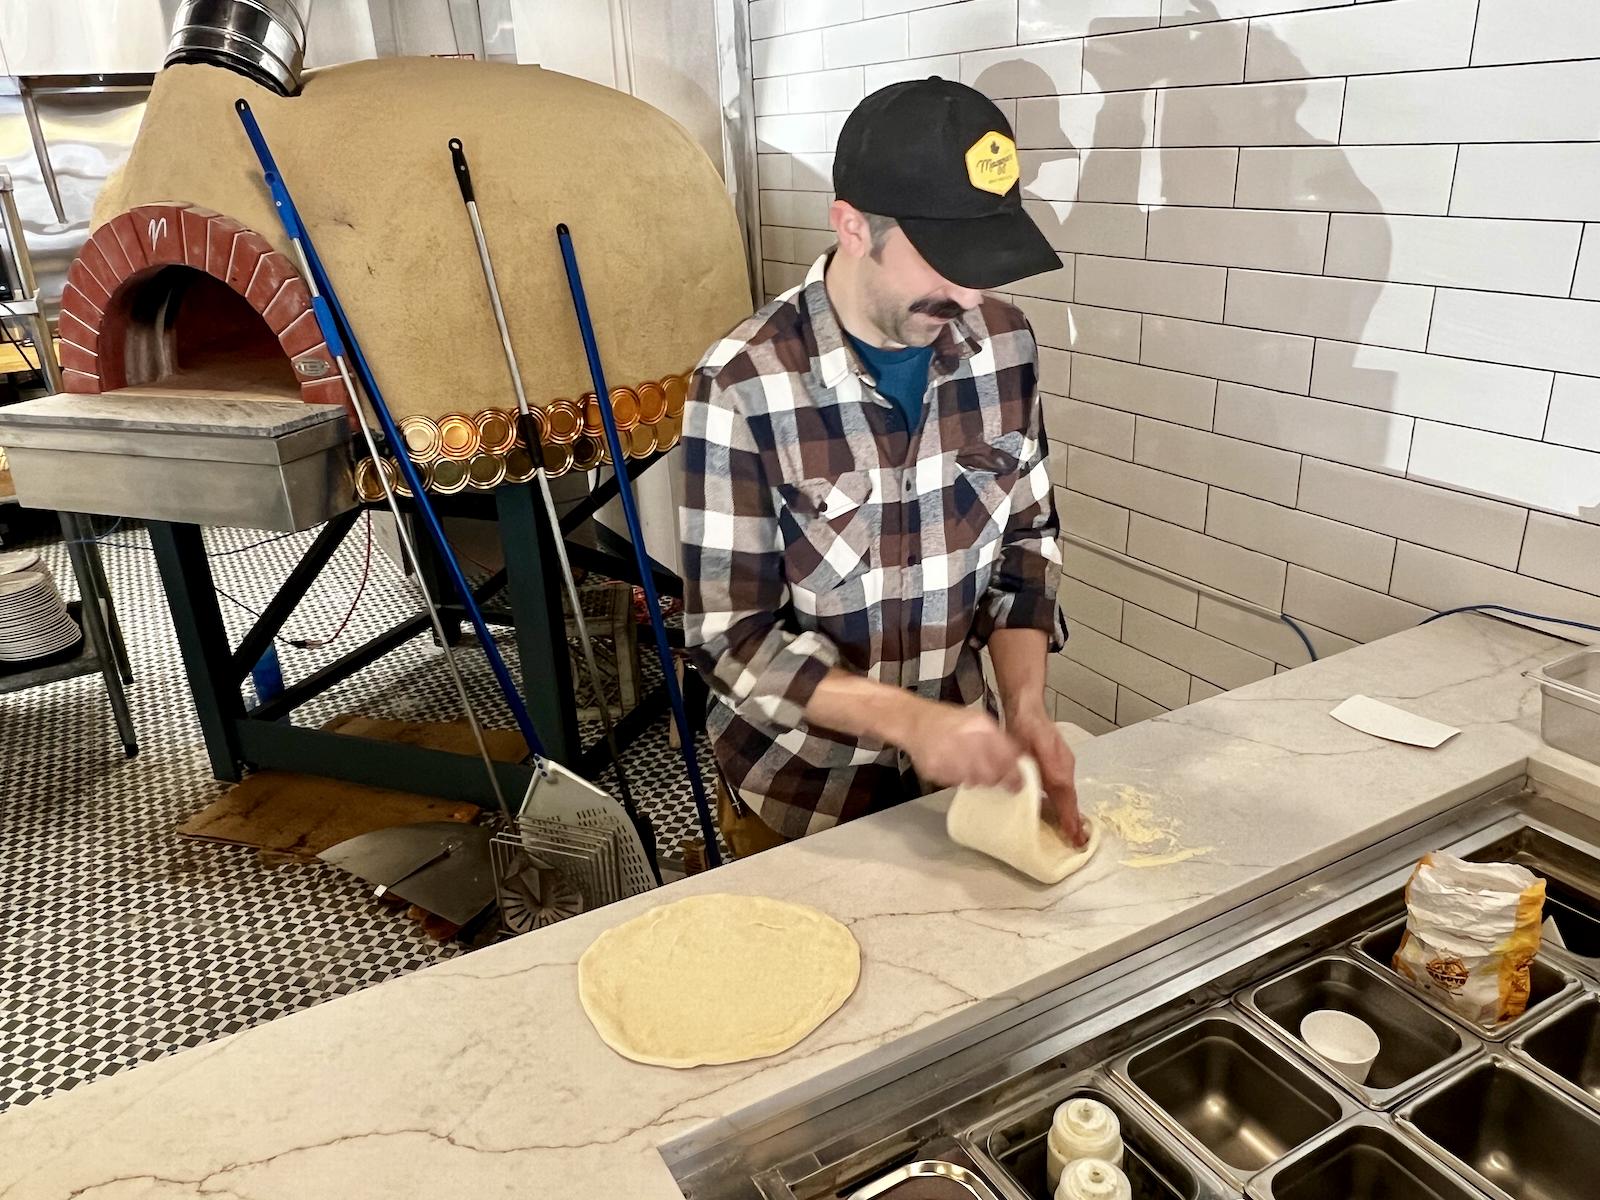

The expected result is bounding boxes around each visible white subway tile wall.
[1115,685,1170,726]
[1046,393,1136,456]
[1233,145,1457,216]
[1057,486,1131,550]
[1070,353,1217,426]
[746,0,1600,728]
[1245,0,1477,82]
[1193,595,1358,667]
[1078,146,1239,206]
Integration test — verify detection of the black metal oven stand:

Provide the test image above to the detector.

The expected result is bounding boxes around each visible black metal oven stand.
[147,459,696,807]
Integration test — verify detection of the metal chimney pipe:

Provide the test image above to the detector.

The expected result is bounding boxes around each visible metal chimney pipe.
[165,0,313,96]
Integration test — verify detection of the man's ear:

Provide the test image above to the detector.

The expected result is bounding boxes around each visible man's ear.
[831,200,871,261]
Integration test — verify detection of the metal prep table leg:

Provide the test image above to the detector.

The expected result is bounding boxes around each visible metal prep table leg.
[82,533,132,684]
[59,511,137,756]
[497,480,580,765]
[147,520,247,781]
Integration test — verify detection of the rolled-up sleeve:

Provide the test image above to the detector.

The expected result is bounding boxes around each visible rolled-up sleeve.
[681,371,843,730]
[972,349,1066,650]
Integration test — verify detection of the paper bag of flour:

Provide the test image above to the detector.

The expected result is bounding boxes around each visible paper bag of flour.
[1392,853,1545,1029]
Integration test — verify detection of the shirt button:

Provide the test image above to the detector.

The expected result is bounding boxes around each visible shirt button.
[908,554,919,566]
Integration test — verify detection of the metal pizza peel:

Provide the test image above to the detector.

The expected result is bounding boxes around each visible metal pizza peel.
[320,821,495,927]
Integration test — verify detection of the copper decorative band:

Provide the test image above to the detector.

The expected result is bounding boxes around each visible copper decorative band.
[580,387,642,437]
[475,408,517,455]
[579,392,602,437]
[608,386,641,432]
[354,455,384,502]
[360,456,447,499]
[626,421,657,460]
[655,411,683,452]
[662,373,688,418]
[541,440,574,478]
[436,413,479,460]
[399,415,441,462]
[571,433,606,473]
[467,452,507,491]
[503,445,538,484]
[431,457,470,494]
[524,404,548,449]
[635,380,668,426]
[543,398,583,445]
[384,372,691,492]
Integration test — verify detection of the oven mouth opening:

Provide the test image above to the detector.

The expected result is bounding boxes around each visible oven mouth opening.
[107,263,300,401]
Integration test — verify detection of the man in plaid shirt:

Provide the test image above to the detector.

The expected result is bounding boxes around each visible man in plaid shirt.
[682,79,1085,857]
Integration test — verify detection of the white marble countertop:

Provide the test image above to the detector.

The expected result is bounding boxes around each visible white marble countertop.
[3,613,1599,1200]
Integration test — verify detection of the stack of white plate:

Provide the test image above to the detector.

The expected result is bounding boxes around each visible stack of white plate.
[0,550,81,663]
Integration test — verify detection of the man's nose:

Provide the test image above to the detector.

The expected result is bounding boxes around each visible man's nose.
[948,286,984,311]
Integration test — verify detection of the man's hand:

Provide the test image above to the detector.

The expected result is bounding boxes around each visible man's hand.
[897,703,1027,794]
[1008,706,1086,847]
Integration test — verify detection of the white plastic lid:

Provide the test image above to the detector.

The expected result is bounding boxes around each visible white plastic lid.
[1049,1097,1121,1163]
[1055,1157,1132,1200]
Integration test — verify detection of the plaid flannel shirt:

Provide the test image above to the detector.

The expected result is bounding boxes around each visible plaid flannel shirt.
[681,253,1065,837]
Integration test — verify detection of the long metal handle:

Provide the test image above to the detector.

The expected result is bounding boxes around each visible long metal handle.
[448,137,650,863]
[556,223,722,868]
[290,242,513,821]
[236,98,546,762]
[450,138,540,458]
[450,137,475,203]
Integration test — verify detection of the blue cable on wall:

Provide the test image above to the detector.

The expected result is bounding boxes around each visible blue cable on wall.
[1279,612,1319,662]
[1419,604,1600,635]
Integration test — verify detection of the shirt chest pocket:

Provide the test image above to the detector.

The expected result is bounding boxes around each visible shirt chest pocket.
[947,437,1022,548]
[776,471,877,595]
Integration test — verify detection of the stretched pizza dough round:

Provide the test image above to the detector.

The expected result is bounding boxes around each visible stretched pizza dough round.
[947,756,1102,884]
[578,893,861,1068]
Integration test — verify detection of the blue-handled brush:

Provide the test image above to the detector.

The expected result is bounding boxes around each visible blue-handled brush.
[555,224,722,868]
[234,98,546,766]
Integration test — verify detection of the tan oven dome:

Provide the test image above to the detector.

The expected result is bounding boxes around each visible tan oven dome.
[85,57,753,429]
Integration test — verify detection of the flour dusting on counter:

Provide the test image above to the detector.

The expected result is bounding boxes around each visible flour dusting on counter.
[1092,784,1213,868]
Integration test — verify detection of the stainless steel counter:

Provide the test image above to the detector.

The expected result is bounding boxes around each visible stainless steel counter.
[672,782,1600,1200]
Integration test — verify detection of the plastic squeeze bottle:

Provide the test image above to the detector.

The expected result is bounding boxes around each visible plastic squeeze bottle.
[1046,1097,1124,1191]
[1055,1158,1132,1200]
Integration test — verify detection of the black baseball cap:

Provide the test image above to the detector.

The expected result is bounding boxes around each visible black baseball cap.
[833,78,1060,290]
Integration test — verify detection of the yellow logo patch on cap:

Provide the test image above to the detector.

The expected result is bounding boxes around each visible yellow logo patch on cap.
[965,131,1019,196]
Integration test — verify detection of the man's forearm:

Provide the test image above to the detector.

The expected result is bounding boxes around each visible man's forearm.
[803,668,1029,793]
[988,627,1051,724]
[802,669,927,746]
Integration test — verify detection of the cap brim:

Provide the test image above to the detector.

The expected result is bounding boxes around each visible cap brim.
[897,207,1062,290]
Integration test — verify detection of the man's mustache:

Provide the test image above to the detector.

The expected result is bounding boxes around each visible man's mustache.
[909,297,966,320]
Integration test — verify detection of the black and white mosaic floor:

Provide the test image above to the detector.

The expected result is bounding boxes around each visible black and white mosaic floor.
[0,513,719,1113]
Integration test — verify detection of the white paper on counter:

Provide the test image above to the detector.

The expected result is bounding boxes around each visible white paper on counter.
[1330,695,1461,748]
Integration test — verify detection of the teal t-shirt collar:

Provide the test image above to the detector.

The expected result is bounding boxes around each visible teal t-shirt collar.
[844,332,934,431]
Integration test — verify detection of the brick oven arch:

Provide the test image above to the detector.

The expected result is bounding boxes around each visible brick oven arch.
[58,203,346,410]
